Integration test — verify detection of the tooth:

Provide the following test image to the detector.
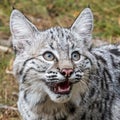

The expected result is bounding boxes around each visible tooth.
[58,86,62,92]
[54,87,56,92]
[58,86,70,92]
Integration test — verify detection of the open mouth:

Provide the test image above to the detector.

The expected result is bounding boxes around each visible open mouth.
[49,80,71,94]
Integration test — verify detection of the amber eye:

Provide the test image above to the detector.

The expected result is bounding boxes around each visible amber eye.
[71,51,80,61]
[43,52,55,61]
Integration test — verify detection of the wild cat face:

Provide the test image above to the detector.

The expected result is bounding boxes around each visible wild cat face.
[10,8,95,103]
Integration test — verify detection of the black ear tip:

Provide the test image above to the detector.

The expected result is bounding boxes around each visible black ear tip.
[12,6,15,10]
[87,4,91,8]
[10,2,16,10]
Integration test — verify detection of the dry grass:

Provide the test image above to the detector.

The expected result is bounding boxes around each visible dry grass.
[0,52,20,120]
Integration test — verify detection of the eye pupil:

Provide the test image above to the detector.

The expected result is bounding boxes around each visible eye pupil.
[48,54,51,58]
[74,54,77,57]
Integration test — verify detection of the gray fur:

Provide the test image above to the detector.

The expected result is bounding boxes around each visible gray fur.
[10,8,120,120]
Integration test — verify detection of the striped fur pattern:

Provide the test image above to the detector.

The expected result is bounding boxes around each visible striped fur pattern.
[10,8,120,120]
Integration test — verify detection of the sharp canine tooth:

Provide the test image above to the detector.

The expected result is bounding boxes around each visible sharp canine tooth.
[54,87,56,92]
[58,86,61,92]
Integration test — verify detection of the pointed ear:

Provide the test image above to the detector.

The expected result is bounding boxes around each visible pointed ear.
[10,9,38,54]
[71,8,93,34]
[71,8,93,48]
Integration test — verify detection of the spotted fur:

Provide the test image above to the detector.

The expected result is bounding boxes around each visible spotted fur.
[10,8,120,120]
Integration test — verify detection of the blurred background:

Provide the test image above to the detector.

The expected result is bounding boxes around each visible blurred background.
[0,0,120,119]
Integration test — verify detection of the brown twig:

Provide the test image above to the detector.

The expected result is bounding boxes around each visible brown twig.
[0,104,18,111]
[0,45,12,53]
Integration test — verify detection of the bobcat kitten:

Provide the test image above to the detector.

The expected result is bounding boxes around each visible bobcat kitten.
[10,8,120,120]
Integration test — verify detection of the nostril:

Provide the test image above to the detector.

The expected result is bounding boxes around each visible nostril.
[69,69,73,76]
[61,68,73,77]
[61,71,66,76]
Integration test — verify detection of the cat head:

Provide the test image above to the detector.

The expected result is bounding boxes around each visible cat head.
[10,8,95,103]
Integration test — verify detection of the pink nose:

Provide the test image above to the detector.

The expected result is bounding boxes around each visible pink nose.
[61,68,73,77]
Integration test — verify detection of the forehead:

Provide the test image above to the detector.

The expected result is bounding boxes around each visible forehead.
[44,27,74,50]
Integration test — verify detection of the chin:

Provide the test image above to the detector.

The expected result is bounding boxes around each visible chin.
[50,92,72,103]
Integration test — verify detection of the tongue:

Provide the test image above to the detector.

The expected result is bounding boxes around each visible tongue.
[54,81,70,94]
